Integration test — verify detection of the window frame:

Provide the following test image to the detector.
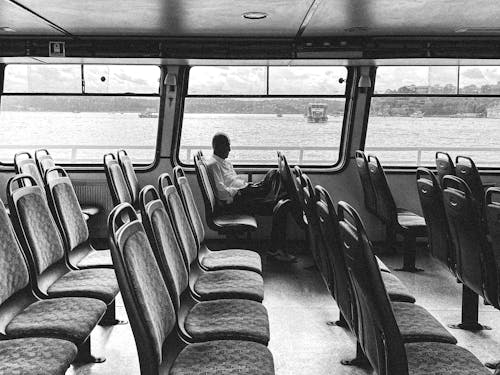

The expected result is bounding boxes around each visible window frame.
[365,65,500,171]
[175,65,353,170]
[0,63,164,170]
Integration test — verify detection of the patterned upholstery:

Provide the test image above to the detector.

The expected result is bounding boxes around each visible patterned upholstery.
[0,201,29,305]
[17,192,65,273]
[19,162,44,189]
[6,297,106,343]
[52,181,88,250]
[47,268,119,304]
[170,340,275,375]
[0,337,77,375]
[392,302,457,344]
[405,342,490,374]
[119,153,140,203]
[381,272,416,303]
[177,176,205,243]
[201,249,262,273]
[195,270,264,302]
[163,186,198,265]
[212,214,258,230]
[76,249,113,268]
[121,230,176,364]
[109,162,132,204]
[397,209,426,228]
[185,299,270,344]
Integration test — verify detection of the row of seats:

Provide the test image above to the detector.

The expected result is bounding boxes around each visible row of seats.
[107,161,275,374]
[0,156,122,372]
[276,150,489,374]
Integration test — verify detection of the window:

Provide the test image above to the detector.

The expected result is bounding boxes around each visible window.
[366,66,500,167]
[179,66,348,166]
[0,64,161,164]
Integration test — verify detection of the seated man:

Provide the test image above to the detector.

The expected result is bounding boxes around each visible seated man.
[205,132,296,262]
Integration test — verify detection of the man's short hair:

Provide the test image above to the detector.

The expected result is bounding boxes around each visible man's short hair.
[212,132,230,149]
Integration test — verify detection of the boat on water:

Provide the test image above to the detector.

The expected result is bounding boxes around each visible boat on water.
[138,111,158,118]
[306,103,328,123]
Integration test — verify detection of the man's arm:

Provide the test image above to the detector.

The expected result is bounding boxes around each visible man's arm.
[207,163,239,203]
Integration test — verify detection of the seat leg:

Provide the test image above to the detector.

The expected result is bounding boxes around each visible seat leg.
[385,224,398,254]
[449,284,491,331]
[99,300,127,326]
[395,231,424,272]
[341,342,370,367]
[75,337,105,363]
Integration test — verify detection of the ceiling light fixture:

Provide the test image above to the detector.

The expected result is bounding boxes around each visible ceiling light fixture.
[242,12,268,20]
[0,27,15,32]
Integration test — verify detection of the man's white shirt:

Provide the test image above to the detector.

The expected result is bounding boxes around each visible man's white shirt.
[206,154,247,203]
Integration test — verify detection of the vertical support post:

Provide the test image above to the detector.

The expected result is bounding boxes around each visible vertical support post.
[449,285,491,330]
[395,230,424,272]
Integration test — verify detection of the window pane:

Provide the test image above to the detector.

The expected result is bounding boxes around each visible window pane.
[179,98,345,165]
[269,67,347,95]
[374,66,458,94]
[3,65,81,93]
[366,97,500,167]
[84,65,160,94]
[188,67,267,95]
[0,96,159,163]
[459,66,500,94]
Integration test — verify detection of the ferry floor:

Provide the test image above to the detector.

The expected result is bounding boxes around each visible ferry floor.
[69,241,499,375]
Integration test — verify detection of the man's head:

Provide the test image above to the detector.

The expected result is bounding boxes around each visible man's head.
[212,132,231,159]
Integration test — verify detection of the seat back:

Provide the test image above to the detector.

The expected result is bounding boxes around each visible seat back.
[173,166,205,248]
[416,168,455,272]
[278,152,303,219]
[367,154,397,226]
[34,149,56,180]
[485,188,500,307]
[338,201,408,375]
[435,151,455,186]
[193,153,218,230]
[104,153,133,206]
[455,156,485,214]
[315,186,355,331]
[442,176,498,305]
[117,149,141,206]
[158,173,199,268]
[108,203,176,375]
[14,152,45,192]
[44,167,89,254]
[355,150,378,215]
[139,185,189,312]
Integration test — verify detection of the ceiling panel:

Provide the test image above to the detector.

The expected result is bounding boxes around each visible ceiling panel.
[17,0,313,37]
[0,0,64,35]
[304,0,500,37]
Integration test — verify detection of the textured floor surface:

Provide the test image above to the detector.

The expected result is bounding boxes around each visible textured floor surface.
[69,243,498,374]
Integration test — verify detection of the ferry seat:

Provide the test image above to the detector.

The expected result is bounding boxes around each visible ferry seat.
[157,175,264,303]
[14,152,45,188]
[117,149,141,207]
[455,155,489,217]
[35,148,101,221]
[338,201,490,375]
[416,168,456,273]
[435,151,455,186]
[108,203,275,375]
[277,152,306,226]
[355,150,378,215]
[0,197,106,362]
[486,187,500,308]
[138,185,269,345]
[103,152,133,207]
[193,152,257,236]
[173,166,262,274]
[45,166,113,269]
[7,174,121,326]
[367,154,426,272]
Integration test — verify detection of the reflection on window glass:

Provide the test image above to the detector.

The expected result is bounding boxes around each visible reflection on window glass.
[4,65,81,93]
[459,67,500,94]
[374,66,458,94]
[179,98,344,165]
[188,67,267,95]
[366,97,500,167]
[0,96,159,163]
[268,67,347,95]
[84,65,160,94]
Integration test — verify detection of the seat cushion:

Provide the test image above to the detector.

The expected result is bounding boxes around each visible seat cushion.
[47,268,119,304]
[6,297,106,343]
[397,209,426,229]
[212,214,258,232]
[81,204,100,217]
[382,272,416,303]
[393,302,457,344]
[185,299,269,344]
[170,340,275,375]
[77,249,113,269]
[376,256,391,273]
[201,249,262,274]
[0,337,77,375]
[405,342,490,374]
[194,269,264,302]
